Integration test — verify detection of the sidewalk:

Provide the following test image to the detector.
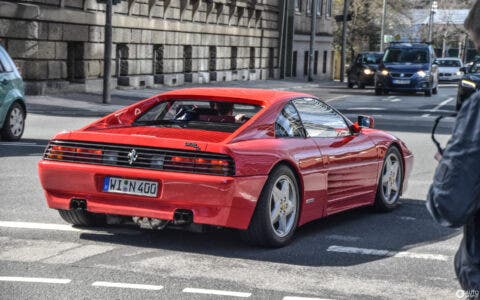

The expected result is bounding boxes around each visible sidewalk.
[25,79,342,117]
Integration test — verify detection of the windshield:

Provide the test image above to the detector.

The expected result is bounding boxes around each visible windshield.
[134,100,262,133]
[383,48,429,64]
[362,53,383,64]
[437,60,462,67]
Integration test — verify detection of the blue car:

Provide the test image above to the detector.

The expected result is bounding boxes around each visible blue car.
[375,43,439,97]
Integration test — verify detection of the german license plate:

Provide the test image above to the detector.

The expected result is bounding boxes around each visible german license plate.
[103,177,158,197]
[393,79,410,85]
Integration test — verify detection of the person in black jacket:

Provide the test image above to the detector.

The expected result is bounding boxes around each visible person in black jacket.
[427,0,480,297]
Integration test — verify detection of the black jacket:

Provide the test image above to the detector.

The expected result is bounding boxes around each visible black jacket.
[427,91,480,290]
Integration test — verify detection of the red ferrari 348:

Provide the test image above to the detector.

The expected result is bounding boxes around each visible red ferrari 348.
[38,88,413,247]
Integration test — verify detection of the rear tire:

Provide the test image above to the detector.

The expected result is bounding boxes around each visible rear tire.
[241,165,300,247]
[1,102,25,140]
[374,147,404,212]
[58,210,105,227]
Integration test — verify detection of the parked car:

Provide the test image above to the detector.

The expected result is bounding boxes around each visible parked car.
[0,46,26,140]
[38,88,413,247]
[375,42,439,96]
[436,57,463,81]
[456,59,480,111]
[347,52,384,89]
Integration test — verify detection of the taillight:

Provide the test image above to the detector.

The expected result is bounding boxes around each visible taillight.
[46,145,102,162]
[167,156,232,175]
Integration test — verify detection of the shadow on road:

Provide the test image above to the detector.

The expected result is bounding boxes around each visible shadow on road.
[0,138,48,157]
[76,198,459,267]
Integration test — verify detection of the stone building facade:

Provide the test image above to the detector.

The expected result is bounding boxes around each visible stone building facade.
[0,0,333,94]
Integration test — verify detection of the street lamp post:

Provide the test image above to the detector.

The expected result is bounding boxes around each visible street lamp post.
[380,0,387,52]
[427,0,438,43]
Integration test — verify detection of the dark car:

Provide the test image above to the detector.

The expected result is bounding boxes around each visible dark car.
[456,59,480,111]
[347,52,384,89]
[375,43,439,96]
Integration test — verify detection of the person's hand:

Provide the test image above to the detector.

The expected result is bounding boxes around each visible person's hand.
[434,152,443,162]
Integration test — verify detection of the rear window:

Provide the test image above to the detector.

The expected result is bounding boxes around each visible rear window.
[134,100,262,133]
[0,47,15,72]
[383,48,429,64]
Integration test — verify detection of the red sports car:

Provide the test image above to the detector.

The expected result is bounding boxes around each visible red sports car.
[38,88,413,247]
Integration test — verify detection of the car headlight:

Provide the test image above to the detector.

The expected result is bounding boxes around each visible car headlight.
[380,69,389,76]
[416,70,428,77]
[461,79,477,89]
[363,68,374,75]
[456,71,463,76]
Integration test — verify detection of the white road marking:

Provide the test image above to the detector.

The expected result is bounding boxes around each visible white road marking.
[349,107,386,111]
[92,281,163,290]
[390,98,401,102]
[283,297,335,300]
[0,221,84,232]
[325,234,361,242]
[0,221,139,235]
[183,287,252,298]
[422,97,454,117]
[327,245,448,261]
[0,276,71,284]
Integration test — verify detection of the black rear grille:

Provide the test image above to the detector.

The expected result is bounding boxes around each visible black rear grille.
[43,140,235,176]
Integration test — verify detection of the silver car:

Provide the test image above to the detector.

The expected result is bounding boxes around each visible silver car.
[437,57,464,81]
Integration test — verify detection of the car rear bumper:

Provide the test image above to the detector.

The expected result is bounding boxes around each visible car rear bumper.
[38,160,267,230]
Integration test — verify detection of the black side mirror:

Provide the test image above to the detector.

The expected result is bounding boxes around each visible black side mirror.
[460,67,467,74]
[358,115,375,128]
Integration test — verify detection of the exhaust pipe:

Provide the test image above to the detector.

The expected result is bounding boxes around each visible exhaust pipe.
[70,198,87,210]
[173,209,193,225]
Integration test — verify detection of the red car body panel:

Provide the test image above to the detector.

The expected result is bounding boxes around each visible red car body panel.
[38,88,413,230]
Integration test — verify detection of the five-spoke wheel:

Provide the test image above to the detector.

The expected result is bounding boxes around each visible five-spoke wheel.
[241,165,299,247]
[375,147,403,211]
[1,102,25,140]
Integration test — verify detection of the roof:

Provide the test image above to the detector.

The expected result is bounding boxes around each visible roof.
[160,88,310,105]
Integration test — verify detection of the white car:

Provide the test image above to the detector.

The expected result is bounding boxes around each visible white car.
[436,57,464,81]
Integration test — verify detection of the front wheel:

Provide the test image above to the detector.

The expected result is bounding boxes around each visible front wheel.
[374,147,404,212]
[241,165,300,247]
[432,86,438,94]
[425,89,432,97]
[375,88,382,96]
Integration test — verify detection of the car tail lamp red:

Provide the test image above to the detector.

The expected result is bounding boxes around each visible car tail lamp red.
[166,156,232,175]
[44,141,235,176]
[46,145,103,163]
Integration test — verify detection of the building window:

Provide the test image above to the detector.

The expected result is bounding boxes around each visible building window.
[314,51,319,75]
[67,42,85,82]
[295,0,302,12]
[268,47,274,78]
[304,51,309,76]
[323,50,328,74]
[209,46,216,72]
[249,47,255,69]
[116,44,129,77]
[231,46,237,70]
[292,51,297,77]
[184,45,192,73]
[306,0,311,14]
[327,0,332,17]
[317,0,323,16]
[153,45,164,75]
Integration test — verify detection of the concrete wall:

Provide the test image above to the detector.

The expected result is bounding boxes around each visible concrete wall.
[0,0,282,94]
